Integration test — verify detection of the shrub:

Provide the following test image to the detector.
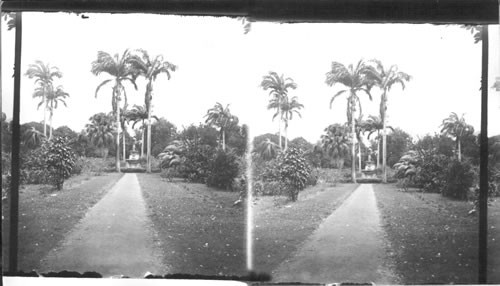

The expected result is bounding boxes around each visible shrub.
[178,145,214,183]
[277,147,311,201]
[306,168,319,186]
[20,146,50,184]
[71,157,85,175]
[260,159,281,182]
[259,181,286,196]
[206,150,240,190]
[417,153,449,193]
[441,159,475,200]
[45,137,76,190]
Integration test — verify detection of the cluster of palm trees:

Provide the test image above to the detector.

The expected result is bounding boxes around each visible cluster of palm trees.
[25,50,176,173]
[325,59,411,183]
[259,60,410,184]
[25,61,69,141]
[91,49,176,172]
[260,72,304,151]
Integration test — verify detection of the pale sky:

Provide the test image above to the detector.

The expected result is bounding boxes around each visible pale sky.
[2,13,499,144]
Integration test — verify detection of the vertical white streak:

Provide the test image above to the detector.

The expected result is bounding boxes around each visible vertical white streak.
[246,125,253,271]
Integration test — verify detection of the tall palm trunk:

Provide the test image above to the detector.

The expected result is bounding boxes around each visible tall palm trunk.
[141,126,145,158]
[278,98,282,150]
[350,95,357,183]
[122,127,126,161]
[222,129,226,151]
[358,140,362,173]
[376,135,380,168]
[146,82,153,173]
[458,139,462,162]
[115,89,121,172]
[43,97,47,137]
[49,107,53,140]
[382,98,387,183]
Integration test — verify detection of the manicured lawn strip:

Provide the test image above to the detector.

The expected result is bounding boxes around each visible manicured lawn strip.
[252,183,358,275]
[2,173,123,272]
[373,184,478,284]
[137,174,246,276]
[488,199,500,283]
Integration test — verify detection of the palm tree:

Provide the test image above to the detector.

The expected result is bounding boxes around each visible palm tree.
[320,123,350,169]
[325,59,379,183]
[91,50,139,172]
[256,138,279,160]
[364,115,394,168]
[260,72,297,150]
[354,117,367,173]
[270,95,304,151]
[22,126,45,148]
[204,102,238,151]
[46,86,69,140]
[25,61,63,137]
[85,113,115,160]
[371,60,411,183]
[129,50,176,173]
[125,104,159,158]
[440,112,474,162]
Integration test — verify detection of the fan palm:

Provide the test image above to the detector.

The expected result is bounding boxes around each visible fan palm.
[260,72,297,150]
[325,59,379,183]
[25,61,63,137]
[22,126,45,148]
[85,112,115,160]
[256,138,279,160]
[364,115,394,168]
[371,60,411,182]
[204,102,238,151]
[269,95,304,151]
[129,50,176,173]
[91,49,139,172]
[440,112,474,162]
[320,123,350,169]
[46,86,69,140]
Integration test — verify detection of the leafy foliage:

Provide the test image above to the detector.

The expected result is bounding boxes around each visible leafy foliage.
[45,137,77,190]
[320,123,350,169]
[85,112,115,158]
[20,146,50,185]
[385,128,413,167]
[277,147,311,201]
[442,160,475,200]
[206,150,240,190]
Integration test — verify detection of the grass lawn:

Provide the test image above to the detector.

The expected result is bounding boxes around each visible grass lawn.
[2,172,123,272]
[137,174,246,276]
[374,184,479,284]
[252,183,358,275]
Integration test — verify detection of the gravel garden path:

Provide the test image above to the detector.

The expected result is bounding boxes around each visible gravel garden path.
[39,173,166,277]
[272,184,398,284]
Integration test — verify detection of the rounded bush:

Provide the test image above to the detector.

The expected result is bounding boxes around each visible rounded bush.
[206,150,240,190]
[442,159,475,200]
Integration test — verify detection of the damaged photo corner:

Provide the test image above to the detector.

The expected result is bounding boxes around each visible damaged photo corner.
[1,2,499,286]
